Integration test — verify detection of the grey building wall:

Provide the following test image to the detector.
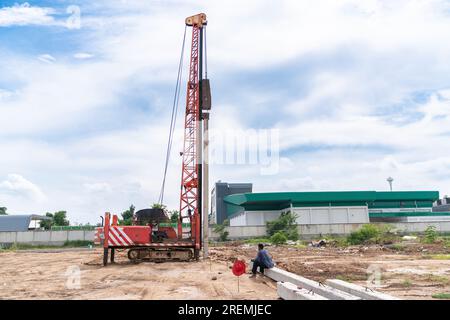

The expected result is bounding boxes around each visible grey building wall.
[433,197,450,212]
[211,181,252,225]
[435,197,450,206]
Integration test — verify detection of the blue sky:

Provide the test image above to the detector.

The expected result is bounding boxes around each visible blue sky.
[1,0,450,224]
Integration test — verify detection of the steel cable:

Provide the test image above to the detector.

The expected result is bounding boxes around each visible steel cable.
[158,26,187,205]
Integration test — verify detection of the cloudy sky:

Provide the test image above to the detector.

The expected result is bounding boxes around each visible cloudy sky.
[0,0,449,224]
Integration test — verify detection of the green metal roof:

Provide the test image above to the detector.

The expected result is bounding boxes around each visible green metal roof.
[373,191,440,201]
[224,191,438,206]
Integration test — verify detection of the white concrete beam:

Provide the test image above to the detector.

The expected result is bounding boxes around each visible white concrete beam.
[265,267,361,300]
[325,279,400,300]
[277,281,328,300]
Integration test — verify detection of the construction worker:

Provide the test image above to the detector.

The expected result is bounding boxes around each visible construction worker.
[249,243,274,278]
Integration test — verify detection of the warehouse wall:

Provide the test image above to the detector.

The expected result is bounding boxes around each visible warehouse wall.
[230,210,281,226]
[293,206,369,224]
[230,206,369,226]
[229,211,247,226]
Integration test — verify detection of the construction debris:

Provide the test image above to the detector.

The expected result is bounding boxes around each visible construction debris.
[402,236,418,241]
[309,239,327,247]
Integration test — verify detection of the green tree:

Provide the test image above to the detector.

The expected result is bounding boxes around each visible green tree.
[423,226,438,244]
[266,211,299,240]
[40,211,70,230]
[120,205,135,226]
[0,207,7,215]
[214,219,230,242]
[347,224,381,245]
[53,211,70,226]
[270,231,288,245]
[40,212,54,230]
[169,210,179,223]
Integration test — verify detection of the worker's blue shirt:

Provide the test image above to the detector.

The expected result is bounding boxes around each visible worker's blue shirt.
[255,249,274,268]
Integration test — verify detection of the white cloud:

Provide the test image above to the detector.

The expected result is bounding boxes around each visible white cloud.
[74,53,94,59]
[37,54,56,63]
[0,174,46,202]
[1,0,450,222]
[83,182,112,193]
[0,3,56,27]
[0,89,17,100]
[276,177,317,191]
[280,89,450,152]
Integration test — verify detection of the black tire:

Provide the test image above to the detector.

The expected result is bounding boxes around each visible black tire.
[127,249,140,261]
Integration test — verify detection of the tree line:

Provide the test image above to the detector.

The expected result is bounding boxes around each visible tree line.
[0,204,179,228]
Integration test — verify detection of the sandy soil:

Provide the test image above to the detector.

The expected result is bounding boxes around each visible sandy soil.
[209,242,450,300]
[1,242,449,300]
[0,248,278,300]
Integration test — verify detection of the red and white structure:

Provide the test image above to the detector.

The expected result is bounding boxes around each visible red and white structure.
[96,13,210,266]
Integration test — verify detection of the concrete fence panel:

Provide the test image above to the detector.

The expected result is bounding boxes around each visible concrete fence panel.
[0,232,16,243]
[32,231,51,243]
[0,230,94,246]
[84,230,95,241]
[50,231,69,243]
[67,230,85,241]
[16,232,34,243]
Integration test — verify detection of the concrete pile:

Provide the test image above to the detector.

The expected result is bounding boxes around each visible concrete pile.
[266,267,399,300]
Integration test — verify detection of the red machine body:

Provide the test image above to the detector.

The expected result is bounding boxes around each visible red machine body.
[97,226,151,246]
[95,213,149,246]
[96,212,194,265]
[94,213,180,247]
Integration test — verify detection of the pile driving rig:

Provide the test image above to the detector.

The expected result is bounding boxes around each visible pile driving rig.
[95,13,211,265]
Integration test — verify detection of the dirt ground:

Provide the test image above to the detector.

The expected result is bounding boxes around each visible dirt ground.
[0,242,449,300]
[209,241,450,300]
[0,248,278,300]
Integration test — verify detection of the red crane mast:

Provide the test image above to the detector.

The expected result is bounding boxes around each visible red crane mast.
[178,14,207,258]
